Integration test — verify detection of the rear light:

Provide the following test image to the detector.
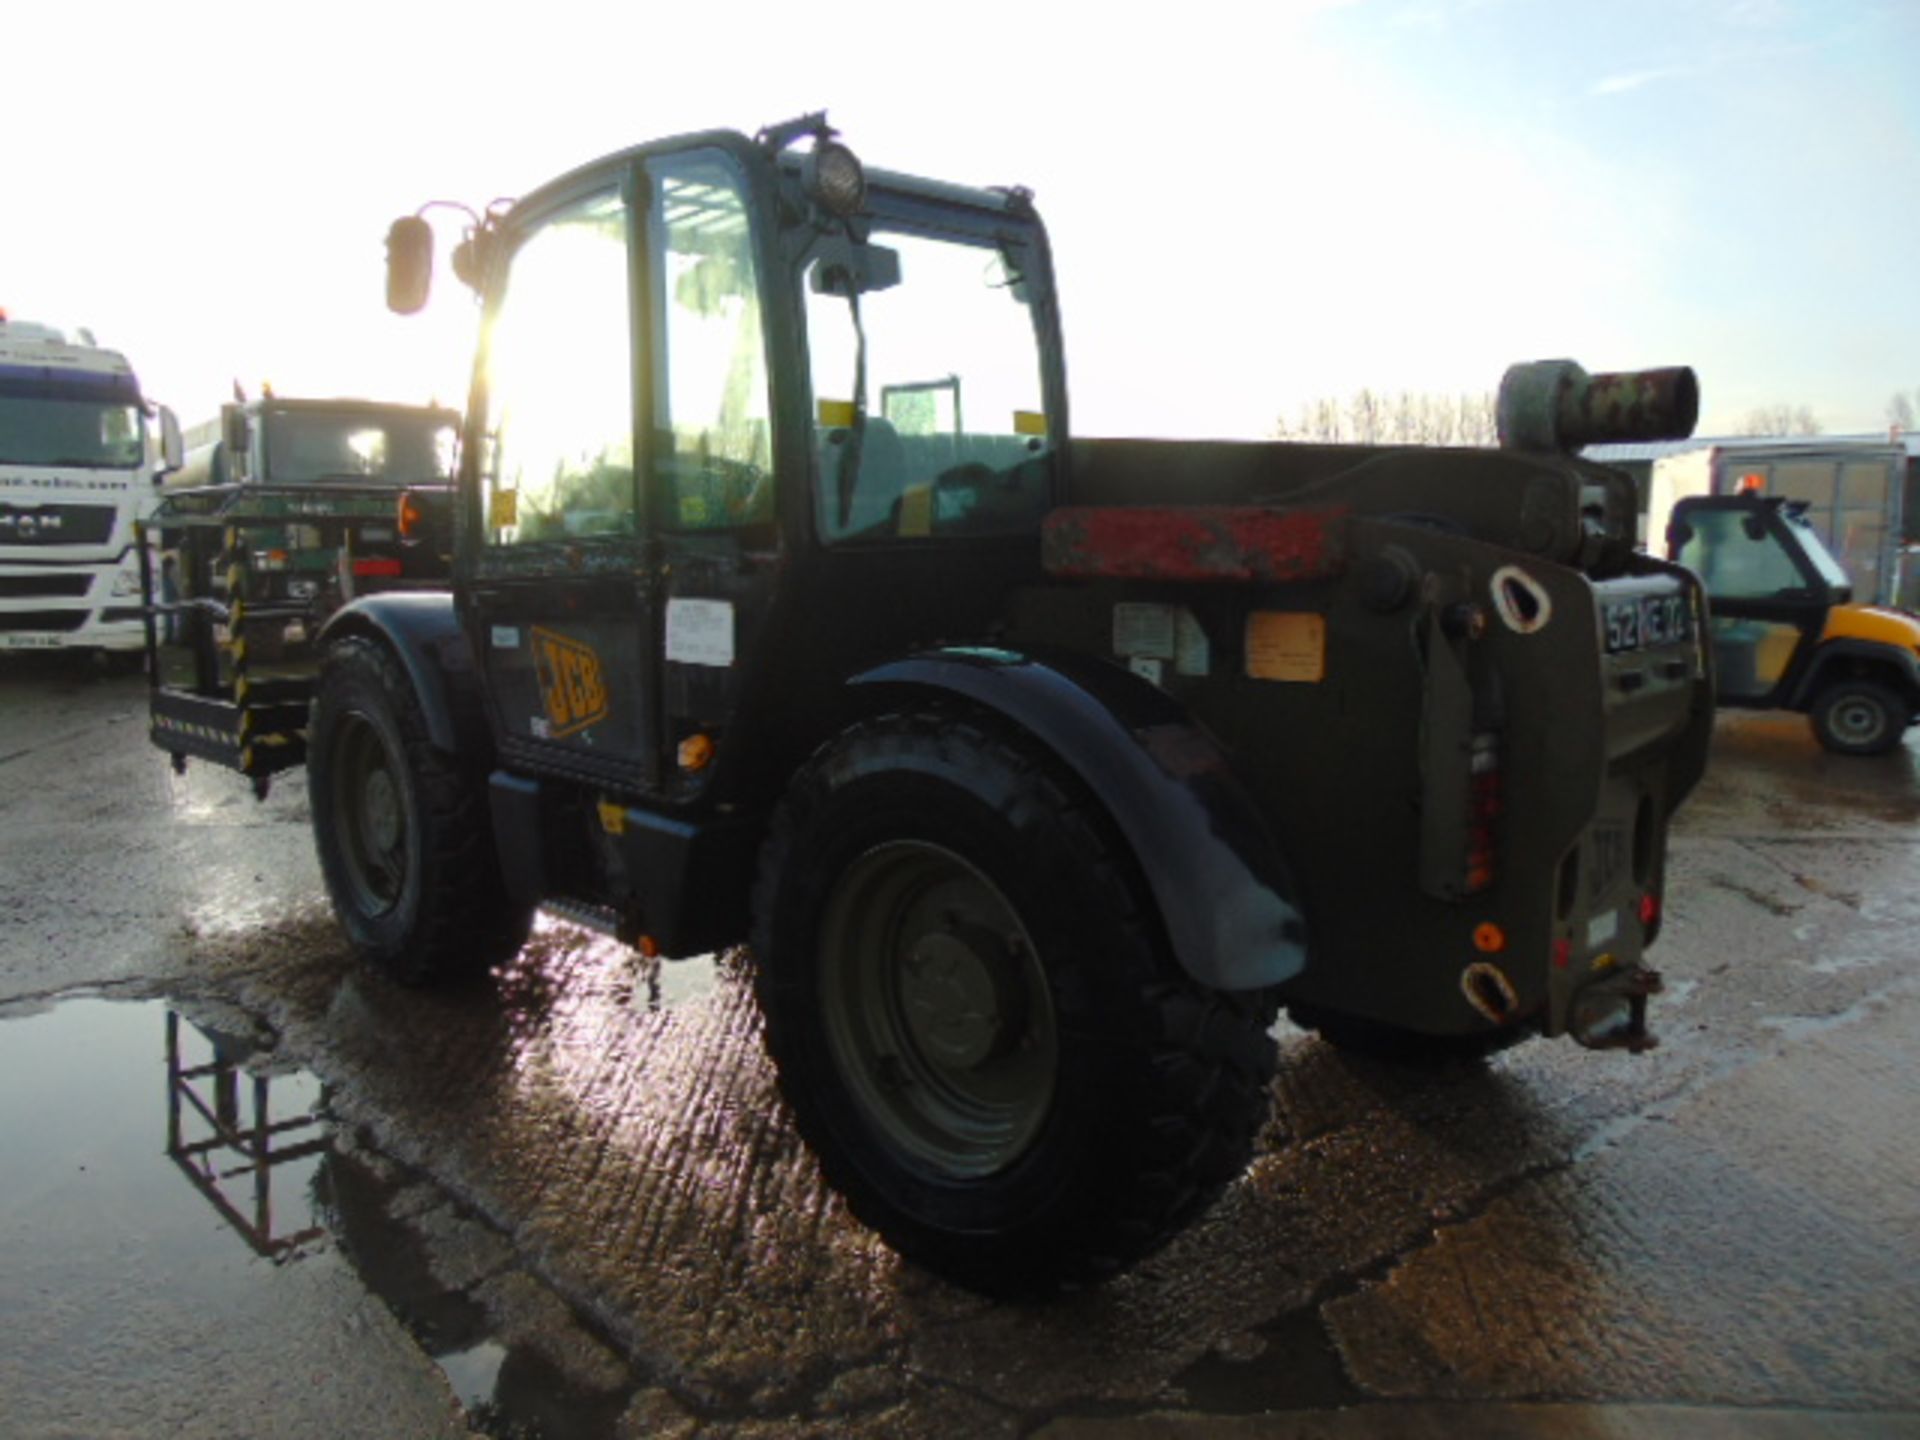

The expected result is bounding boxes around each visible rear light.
[352,557,404,578]
[397,491,424,538]
[1639,892,1660,927]
[1463,731,1502,893]
[253,549,290,572]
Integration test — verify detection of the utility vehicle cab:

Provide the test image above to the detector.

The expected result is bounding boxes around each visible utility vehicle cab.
[1669,492,1920,754]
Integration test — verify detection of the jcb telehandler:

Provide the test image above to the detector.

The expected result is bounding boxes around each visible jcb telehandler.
[145,115,1713,1294]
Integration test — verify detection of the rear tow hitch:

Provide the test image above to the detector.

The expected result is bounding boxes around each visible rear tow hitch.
[1571,968,1662,1052]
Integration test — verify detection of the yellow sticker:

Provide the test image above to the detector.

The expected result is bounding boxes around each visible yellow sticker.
[1013,409,1047,437]
[532,627,610,738]
[596,800,627,835]
[1245,612,1326,682]
[679,493,710,526]
[817,398,857,428]
[488,488,518,529]
[897,484,933,537]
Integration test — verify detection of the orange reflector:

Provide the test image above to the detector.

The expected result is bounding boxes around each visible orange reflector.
[637,934,660,959]
[397,492,423,537]
[1738,471,1765,493]
[1473,923,1507,954]
[677,733,714,772]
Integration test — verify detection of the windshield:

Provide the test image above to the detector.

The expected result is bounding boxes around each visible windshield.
[262,409,456,485]
[1678,505,1849,598]
[805,221,1052,543]
[0,393,145,469]
[1780,511,1853,589]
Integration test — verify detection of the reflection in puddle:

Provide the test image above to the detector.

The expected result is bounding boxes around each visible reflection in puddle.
[0,997,630,1440]
[165,1010,328,1261]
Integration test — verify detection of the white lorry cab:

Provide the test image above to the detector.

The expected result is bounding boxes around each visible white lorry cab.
[0,316,182,653]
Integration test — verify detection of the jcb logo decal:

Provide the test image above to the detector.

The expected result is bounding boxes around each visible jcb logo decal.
[532,627,609,739]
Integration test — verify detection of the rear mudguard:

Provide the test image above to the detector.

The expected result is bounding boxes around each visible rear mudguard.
[853,647,1307,992]
[316,593,490,759]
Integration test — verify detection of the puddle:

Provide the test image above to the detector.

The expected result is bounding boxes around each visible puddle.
[1170,1303,1365,1413]
[0,995,631,1439]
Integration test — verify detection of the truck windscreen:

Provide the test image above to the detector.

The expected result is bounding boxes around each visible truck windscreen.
[0,392,145,469]
[263,411,456,486]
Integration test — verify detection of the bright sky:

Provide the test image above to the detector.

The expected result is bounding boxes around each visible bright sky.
[5,0,1914,440]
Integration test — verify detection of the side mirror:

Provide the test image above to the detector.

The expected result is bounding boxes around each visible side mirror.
[386,215,434,314]
[157,406,184,474]
[221,402,250,462]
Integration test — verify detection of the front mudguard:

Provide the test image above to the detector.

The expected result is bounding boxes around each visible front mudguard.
[853,647,1307,992]
[316,592,490,761]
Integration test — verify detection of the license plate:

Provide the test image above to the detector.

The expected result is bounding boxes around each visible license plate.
[1603,592,1690,654]
[0,633,65,650]
[360,526,393,541]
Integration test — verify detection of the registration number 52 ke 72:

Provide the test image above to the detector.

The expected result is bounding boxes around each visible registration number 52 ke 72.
[1603,592,1690,654]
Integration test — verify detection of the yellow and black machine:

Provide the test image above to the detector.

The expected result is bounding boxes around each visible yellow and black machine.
[139,468,453,797]
[1669,492,1920,754]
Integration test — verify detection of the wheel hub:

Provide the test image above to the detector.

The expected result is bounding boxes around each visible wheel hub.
[1835,701,1884,744]
[818,839,1058,1178]
[901,930,1006,1070]
[361,768,401,853]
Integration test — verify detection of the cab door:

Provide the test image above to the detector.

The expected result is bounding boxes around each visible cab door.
[1669,499,1829,707]
[464,178,661,791]
[642,148,784,775]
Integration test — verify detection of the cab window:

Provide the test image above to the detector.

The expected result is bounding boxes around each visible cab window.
[806,225,1052,544]
[1678,509,1807,599]
[479,189,634,547]
[650,154,773,533]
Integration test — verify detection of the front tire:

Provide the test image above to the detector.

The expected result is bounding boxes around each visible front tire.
[751,712,1278,1295]
[309,637,531,983]
[1810,679,1908,757]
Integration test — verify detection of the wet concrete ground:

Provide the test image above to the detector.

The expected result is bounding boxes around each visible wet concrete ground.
[2,653,1917,1438]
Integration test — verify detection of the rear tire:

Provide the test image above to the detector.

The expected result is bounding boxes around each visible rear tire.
[1810,679,1908,757]
[309,637,531,984]
[751,711,1279,1295]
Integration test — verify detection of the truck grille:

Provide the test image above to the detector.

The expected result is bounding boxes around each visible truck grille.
[0,504,118,546]
[0,574,92,599]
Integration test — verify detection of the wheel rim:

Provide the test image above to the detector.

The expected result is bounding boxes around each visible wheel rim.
[1831,694,1889,748]
[328,710,409,915]
[818,840,1057,1179]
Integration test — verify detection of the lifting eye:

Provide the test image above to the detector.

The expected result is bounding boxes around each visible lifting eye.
[1490,565,1553,635]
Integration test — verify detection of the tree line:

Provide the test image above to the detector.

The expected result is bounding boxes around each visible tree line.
[1277,389,1847,443]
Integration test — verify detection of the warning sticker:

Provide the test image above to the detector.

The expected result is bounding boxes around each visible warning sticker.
[1245,612,1325,682]
[665,597,735,668]
[488,488,518,530]
[1113,602,1176,659]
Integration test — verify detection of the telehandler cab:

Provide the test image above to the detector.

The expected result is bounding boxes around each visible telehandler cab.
[147,114,1714,1293]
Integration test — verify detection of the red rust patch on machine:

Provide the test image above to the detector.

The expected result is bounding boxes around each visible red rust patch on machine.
[1042,505,1350,583]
